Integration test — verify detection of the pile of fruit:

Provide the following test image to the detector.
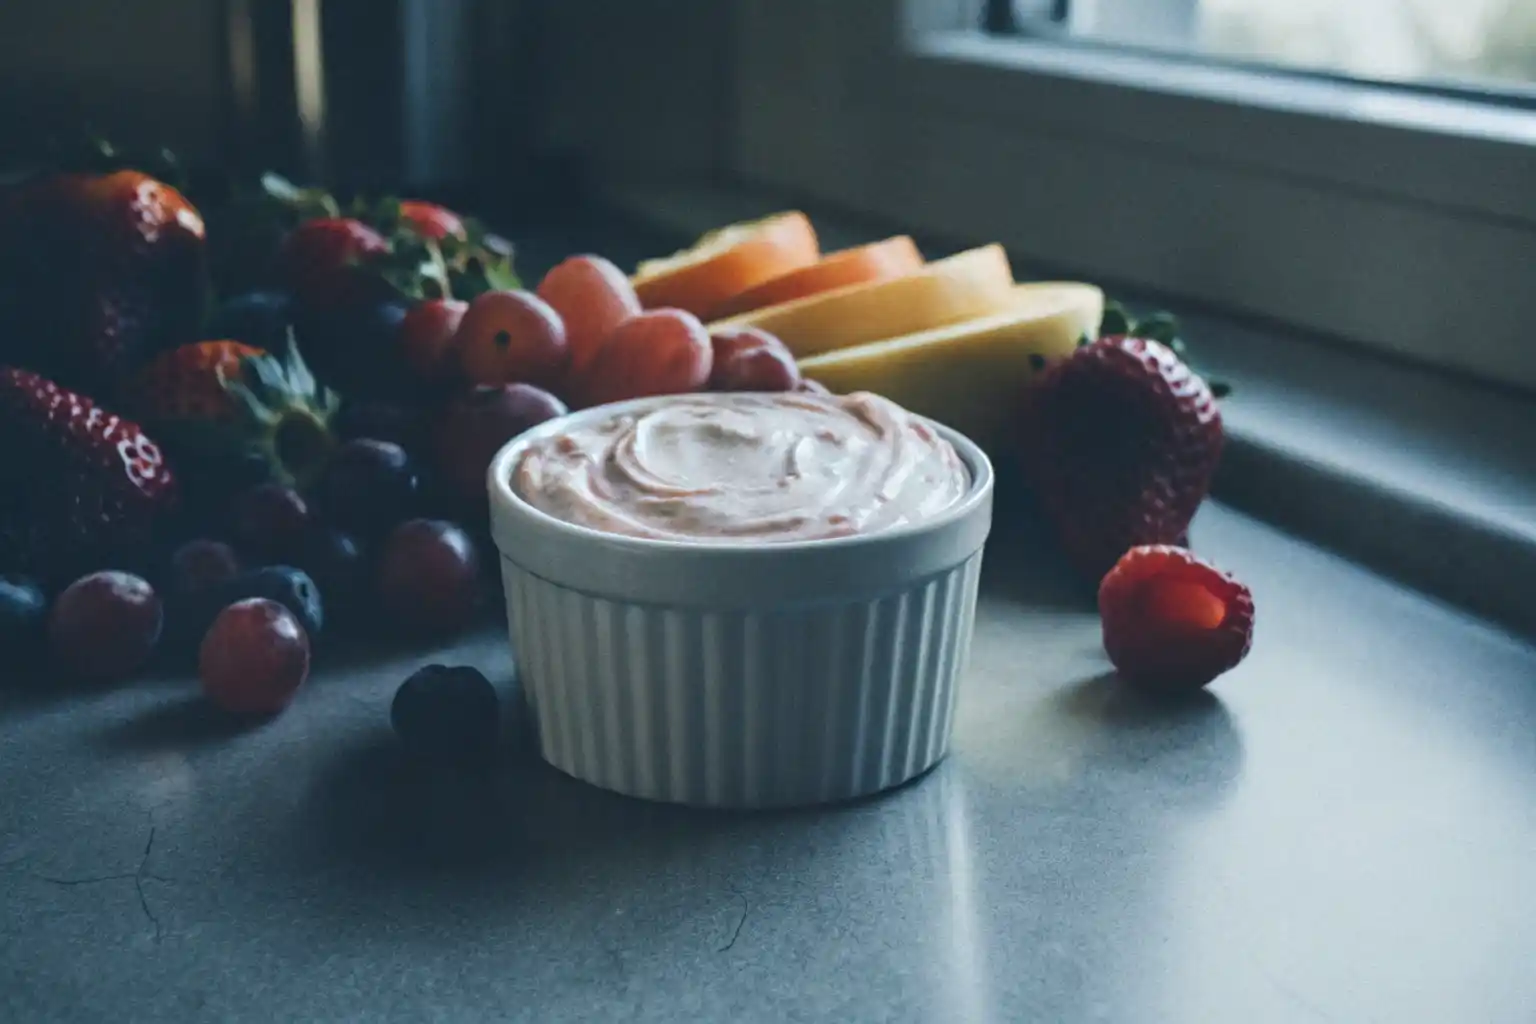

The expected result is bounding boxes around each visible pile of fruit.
[650,210,1253,692]
[0,146,1251,737]
[0,158,556,724]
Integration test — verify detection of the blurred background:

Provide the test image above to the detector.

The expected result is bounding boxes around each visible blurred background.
[5,0,1530,201]
[1000,0,1536,89]
[1,0,1532,388]
[0,0,731,212]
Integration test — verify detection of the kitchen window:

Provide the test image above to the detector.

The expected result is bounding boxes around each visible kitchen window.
[986,0,1536,97]
[731,0,1536,392]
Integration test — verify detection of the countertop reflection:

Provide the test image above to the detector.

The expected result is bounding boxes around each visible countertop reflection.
[3,494,1534,1022]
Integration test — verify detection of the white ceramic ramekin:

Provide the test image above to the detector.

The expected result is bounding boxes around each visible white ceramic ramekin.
[487,395,994,809]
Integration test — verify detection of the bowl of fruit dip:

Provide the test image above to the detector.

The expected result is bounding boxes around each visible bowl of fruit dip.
[487,389,993,808]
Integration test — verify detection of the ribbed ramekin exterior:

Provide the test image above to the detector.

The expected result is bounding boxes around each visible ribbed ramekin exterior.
[502,552,984,809]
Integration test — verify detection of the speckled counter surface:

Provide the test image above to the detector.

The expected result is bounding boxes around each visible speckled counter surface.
[3,500,1535,1023]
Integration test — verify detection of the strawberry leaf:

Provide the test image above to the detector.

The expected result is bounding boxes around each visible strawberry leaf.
[1099,301,1133,337]
[1100,299,1233,398]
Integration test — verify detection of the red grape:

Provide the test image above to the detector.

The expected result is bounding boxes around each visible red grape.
[230,483,312,563]
[49,571,163,683]
[199,598,311,715]
[577,308,712,407]
[457,289,569,390]
[377,520,481,638]
[536,255,641,380]
[435,383,568,500]
[170,539,242,595]
[707,326,801,392]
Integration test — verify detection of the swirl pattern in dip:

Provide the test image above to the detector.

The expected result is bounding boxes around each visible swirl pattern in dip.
[512,391,971,543]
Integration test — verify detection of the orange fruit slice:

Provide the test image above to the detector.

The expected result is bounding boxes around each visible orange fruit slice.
[710,244,1017,359]
[707,235,924,320]
[632,212,820,318]
[799,282,1105,453]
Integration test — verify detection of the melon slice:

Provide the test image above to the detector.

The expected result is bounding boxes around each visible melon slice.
[632,212,820,318]
[707,235,924,320]
[710,244,1016,359]
[798,282,1105,454]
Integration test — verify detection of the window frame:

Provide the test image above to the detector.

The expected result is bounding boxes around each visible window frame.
[728,0,1536,392]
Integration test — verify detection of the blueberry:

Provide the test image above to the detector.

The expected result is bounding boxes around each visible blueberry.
[174,566,325,648]
[207,291,293,351]
[391,665,500,763]
[312,439,420,539]
[333,401,429,455]
[0,575,48,665]
[297,529,369,622]
[296,299,411,399]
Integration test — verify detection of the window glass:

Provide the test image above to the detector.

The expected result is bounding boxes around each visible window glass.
[995,0,1536,96]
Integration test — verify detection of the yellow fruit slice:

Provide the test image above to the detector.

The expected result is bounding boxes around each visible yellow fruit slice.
[798,282,1105,454]
[710,244,1016,359]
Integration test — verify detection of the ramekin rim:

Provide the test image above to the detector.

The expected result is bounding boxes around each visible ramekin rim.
[485,392,995,557]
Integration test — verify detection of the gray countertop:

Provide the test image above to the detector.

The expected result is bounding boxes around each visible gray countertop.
[4,501,1535,1023]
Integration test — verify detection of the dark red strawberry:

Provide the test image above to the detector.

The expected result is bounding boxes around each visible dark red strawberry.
[132,340,267,422]
[0,170,207,396]
[1098,545,1254,691]
[281,217,390,306]
[0,368,179,585]
[1018,336,1223,581]
[398,200,466,242]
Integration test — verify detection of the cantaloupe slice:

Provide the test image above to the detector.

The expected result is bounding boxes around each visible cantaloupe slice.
[633,212,820,318]
[710,244,1016,359]
[707,235,924,320]
[799,282,1105,454]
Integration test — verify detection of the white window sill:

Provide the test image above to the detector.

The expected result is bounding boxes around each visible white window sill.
[728,6,1536,393]
[600,179,1536,637]
[903,32,1536,224]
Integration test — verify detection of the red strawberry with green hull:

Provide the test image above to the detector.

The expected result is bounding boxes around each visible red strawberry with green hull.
[129,336,341,494]
[281,216,391,308]
[398,200,466,242]
[0,368,179,585]
[1018,336,1223,582]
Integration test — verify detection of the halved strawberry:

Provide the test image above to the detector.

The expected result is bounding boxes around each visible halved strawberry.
[1098,545,1254,692]
[0,368,179,584]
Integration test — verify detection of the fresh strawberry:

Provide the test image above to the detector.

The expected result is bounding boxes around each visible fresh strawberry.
[280,217,390,305]
[1018,336,1223,581]
[0,368,179,584]
[129,336,340,491]
[0,170,207,396]
[131,340,266,421]
[398,200,466,242]
[1099,545,1254,691]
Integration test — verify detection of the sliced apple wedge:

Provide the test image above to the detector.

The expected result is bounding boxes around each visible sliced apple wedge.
[710,244,1016,359]
[799,282,1105,454]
